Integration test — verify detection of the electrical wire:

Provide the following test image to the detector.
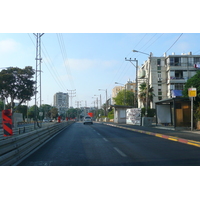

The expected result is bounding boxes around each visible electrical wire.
[165,33,183,53]
[56,34,76,90]
[27,34,69,95]
[143,33,164,52]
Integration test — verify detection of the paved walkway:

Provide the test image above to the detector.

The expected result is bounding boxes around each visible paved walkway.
[100,122,200,148]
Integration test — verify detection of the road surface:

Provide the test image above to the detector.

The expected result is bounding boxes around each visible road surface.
[17,122,200,166]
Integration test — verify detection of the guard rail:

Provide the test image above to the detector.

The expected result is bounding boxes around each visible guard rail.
[0,121,74,166]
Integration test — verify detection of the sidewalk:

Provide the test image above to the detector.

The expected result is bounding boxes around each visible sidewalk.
[100,122,200,147]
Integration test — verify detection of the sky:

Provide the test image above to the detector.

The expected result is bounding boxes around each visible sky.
[0,33,200,108]
[1,0,200,197]
[1,0,200,109]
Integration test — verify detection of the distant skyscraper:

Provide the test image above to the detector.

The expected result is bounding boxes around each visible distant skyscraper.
[53,92,69,115]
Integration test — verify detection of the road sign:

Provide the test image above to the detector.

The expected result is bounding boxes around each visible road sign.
[188,88,197,97]
[39,112,43,116]
[2,109,13,136]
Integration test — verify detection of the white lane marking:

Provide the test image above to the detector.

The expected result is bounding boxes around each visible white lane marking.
[103,137,108,142]
[113,147,127,157]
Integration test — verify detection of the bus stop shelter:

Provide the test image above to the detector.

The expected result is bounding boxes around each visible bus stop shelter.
[155,97,191,129]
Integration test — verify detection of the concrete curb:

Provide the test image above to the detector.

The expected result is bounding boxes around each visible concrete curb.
[103,123,200,148]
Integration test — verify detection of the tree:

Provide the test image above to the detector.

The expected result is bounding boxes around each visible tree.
[138,82,155,107]
[113,90,134,106]
[40,104,52,119]
[0,66,35,114]
[0,101,4,111]
[50,107,58,119]
[15,105,28,120]
[182,70,200,104]
[182,70,200,122]
[28,105,38,120]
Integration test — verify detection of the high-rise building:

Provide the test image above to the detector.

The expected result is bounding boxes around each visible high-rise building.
[137,52,200,109]
[53,92,69,115]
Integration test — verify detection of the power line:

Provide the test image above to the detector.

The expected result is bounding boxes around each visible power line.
[165,33,183,53]
[68,89,76,107]
[27,34,69,93]
[56,33,76,90]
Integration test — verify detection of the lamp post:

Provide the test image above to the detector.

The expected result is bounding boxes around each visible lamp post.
[115,82,126,105]
[98,89,107,116]
[132,50,152,116]
[125,57,138,108]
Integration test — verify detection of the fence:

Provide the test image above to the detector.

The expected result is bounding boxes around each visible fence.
[0,121,74,166]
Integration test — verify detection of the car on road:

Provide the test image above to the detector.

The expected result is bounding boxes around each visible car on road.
[83,116,93,125]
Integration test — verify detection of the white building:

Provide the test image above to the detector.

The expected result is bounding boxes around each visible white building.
[53,92,69,115]
[137,52,200,109]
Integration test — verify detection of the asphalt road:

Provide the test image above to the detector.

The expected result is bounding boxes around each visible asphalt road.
[17,122,200,166]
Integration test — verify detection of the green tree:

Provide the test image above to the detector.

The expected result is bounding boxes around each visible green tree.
[182,70,200,103]
[0,66,35,114]
[66,108,78,119]
[0,101,4,111]
[15,105,28,120]
[113,90,134,106]
[182,71,200,122]
[50,107,58,119]
[40,104,52,119]
[28,105,38,120]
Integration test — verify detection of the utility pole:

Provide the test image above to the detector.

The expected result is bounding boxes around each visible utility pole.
[33,33,44,128]
[99,89,107,116]
[67,89,76,107]
[125,57,138,108]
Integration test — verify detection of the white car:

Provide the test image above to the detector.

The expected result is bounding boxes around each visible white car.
[83,116,93,125]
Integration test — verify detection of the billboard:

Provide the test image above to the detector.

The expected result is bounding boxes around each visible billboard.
[126,108,141,125]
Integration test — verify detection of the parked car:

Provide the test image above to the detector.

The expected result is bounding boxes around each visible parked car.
[83,116,93,125]
[43,119,49,122]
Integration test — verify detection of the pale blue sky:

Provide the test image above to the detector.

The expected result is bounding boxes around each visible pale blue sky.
[0,33,200,107]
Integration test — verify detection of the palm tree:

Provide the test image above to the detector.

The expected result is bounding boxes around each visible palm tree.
[138,82,155,107]
[139,82,147,107]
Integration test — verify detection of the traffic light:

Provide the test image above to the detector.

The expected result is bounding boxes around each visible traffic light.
[2,109,13,136]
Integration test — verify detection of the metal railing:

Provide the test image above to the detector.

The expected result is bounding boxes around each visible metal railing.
[0,121,75,166]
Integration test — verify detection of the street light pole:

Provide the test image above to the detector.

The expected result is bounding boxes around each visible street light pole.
[132,50,152,116]
[98,89,107,116]
[125,57,138,108]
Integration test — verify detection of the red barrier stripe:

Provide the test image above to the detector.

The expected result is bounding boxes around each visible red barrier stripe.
[178,138,188,144]
[3,115,11,122]
[162,135,169,139]
[4,124,13,134]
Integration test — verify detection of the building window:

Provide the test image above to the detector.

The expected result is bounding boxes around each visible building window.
[175,70,183,79]
[175,83,184,90]
[158,97,162,100]
[170,57,180,66]
[157,66,161,70]
[157,59,161,66]
[158,88,162,96]
[194,57,200,63]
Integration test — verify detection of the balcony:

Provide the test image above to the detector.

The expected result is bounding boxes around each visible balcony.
[167,77,187,84]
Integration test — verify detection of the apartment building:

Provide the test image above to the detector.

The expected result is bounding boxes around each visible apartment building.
[137,52,200,109]
[112,79,136,104]
[53,92,69,115]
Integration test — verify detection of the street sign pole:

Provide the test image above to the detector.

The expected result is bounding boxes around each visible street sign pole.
[188,87,197,131]
[191,97,193,131]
